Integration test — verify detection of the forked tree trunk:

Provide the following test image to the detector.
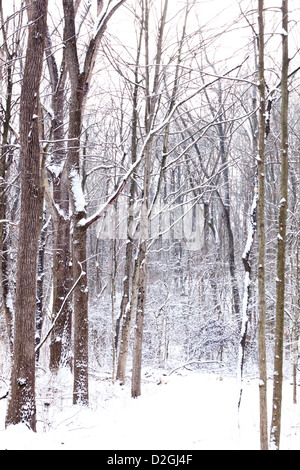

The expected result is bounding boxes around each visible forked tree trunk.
[5,0,48,431]
[131,0,168,398]
[62,0,127,405]
[45,29,72,371]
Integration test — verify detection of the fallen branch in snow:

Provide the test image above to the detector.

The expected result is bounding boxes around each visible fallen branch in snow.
[35,262,85,355]
[168,360,222,376]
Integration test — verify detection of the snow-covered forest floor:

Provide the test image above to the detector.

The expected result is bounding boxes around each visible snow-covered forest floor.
[0,367,300,450]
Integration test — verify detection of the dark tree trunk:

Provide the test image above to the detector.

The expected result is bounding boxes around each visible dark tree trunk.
[257,0,268,450]
[0,49,14,353]
[62,0,127,404]
[63,0,89,404]
[45,29,72,371]
[270,0,289,450]
[5,0,48,431]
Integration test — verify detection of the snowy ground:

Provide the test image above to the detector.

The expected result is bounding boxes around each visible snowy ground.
[0,368,300,450]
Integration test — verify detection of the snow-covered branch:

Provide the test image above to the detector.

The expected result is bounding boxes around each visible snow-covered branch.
[81,58,249,230]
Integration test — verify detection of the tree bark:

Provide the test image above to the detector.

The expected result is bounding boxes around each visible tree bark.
[63,0,88,405]
[131,143,151,397]
[62,0,127,404]
[292,155,300,404]
[45,28,73,371]
[35,210,48,361]
[131,0,168,398]
[0,2,23,353]
[270,0,289,450]
[117,253,141,383]
[5,0,48,431]
[0,56,13,353]
[257,0,268,451]
[115,10,143,381]
[131,241,147,398]
[292,233,299,405]
[238,189,257,410]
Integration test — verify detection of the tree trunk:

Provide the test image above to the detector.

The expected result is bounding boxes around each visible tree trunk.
[62,0,89,405]
[115,14,142,381]
[117,251,141,383]
[35,210,47,361]
[49,208,72,371]
[131,241,147,398]
[270,0,289,450]
[257,0,268,451]
[238,189,257,409]
[292,236,299,405]
[62,0,127,404]
[5,0,48,431]
[292,155,300,404]
[45,29,73,371]
[131,0,168,398]
[0,58,14,353]
[131,149,150,397]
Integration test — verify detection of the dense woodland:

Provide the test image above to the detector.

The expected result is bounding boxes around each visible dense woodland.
[0,0,299,450]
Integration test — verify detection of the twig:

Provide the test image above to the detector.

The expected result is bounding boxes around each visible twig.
[0,390,8,400]
[168,360,221,375]
[35,262,85,354]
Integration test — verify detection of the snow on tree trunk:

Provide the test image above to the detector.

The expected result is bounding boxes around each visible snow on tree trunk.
[5,0,48,432]
[270,0,289,450]
[237,190,257,409]
[257,0,268,450]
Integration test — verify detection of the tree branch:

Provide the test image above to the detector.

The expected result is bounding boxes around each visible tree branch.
[35,263,86,355]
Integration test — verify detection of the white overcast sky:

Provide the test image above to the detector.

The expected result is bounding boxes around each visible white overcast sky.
[2,0,300,81]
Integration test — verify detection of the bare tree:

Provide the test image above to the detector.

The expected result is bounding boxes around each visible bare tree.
[131,0,169,398]
[0,2,18,353]
[62,0,127,405]
[5,0,48,431]
[116,10,143,383]
[44,24,72,371]
[257,0,268,451]
[270,0,289,450]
